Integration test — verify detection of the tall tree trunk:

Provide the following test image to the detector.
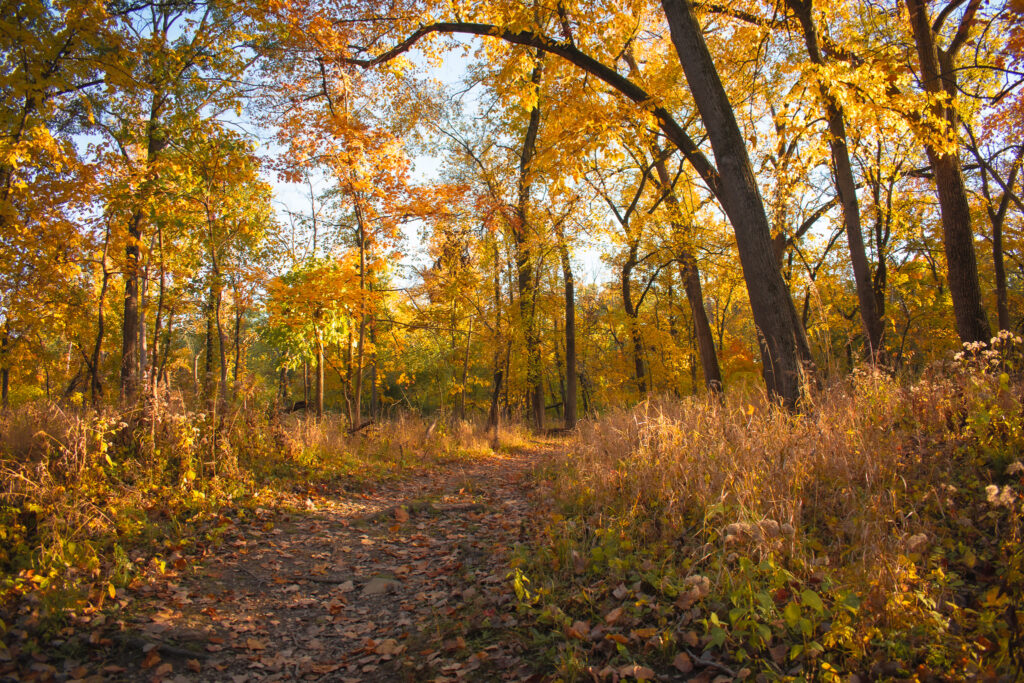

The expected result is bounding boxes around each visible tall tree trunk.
[458,321,473,422]
[903,0,991,343]
[789,0,885,360]
[649,152,723,391]
[149,224,166,396]
[90,228,113,406]
[661,0,812,407]
[120,95,166,403]
[1,324,9,410]
[157,308,174,389]
[233,296,242,397]
[488,240,504,437]
[369,322,378,420]
[121,210,143,403]
[314,329,324,419]
[303,359,309,411]
[138,263,148,384]
[352,199,368,428]
[975,145,1022,331]
[679,256,723,392]
[556,224,577,428]
[215,281,228,407]
[204,287,216,402]
[622,242,647,394]
[515,56,545,431]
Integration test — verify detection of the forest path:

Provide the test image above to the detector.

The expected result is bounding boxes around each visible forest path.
[95,440,559,683]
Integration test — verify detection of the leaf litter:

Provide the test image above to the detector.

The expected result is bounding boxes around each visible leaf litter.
[8,445,550,682]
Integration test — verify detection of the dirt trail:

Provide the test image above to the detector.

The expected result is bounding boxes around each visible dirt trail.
[82,443,555,682]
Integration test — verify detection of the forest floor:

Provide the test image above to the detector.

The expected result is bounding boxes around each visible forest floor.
[18,441,558,683]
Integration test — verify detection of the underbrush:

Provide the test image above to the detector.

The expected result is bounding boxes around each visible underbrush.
[0,401,498,656]
[515,340,1024,681]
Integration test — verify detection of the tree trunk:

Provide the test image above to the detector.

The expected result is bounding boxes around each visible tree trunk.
[315,329,324,418]
[149,225,166,395]
[622,242,647,394]
[458,321,473,421]
[788,0,885,360]
[1,324,9,410]
[303,359,309,411]
[488,240,504,437]
[215,281,228,407]
[120,96,166,403]
[680,257,723,392]
[515,56,545,431]
[233,296,242,397]
[204,287,216,402]
[903,0,991,343]
[556,224,577,428]
[661,0,812,407]
[121,211,143,403]
[90,229,113,406]
[369,322,378,420]
[649,152,723,391]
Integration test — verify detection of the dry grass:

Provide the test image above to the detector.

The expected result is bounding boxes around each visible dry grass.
[528,361,1024,677]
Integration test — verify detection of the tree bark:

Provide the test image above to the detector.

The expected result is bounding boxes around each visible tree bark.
[649,151,723,391]
[488,240,504,437]
[661,0,812,407]
[556,223,577,428]
[315,329,324,419]
[1,324,9,410]
[120,93,166,403]
[789,0,885,360]
[621,242,647,394]
[515,55,545,431]
[903,0,991,343]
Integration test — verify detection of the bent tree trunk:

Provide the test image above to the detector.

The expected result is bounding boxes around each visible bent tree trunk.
[662,0,812,406]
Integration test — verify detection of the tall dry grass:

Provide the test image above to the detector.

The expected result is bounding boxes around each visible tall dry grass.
[531,354,1024,676]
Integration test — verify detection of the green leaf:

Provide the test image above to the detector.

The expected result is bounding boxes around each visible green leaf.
[784,601,801,627]
[801,589,824,614]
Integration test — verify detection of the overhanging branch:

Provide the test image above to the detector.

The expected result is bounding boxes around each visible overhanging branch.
[343,21,722,197]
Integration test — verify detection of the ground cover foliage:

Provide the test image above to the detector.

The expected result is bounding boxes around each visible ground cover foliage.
[0,343,1022,681]
[0,404,502,668]
[511,341,1024,681]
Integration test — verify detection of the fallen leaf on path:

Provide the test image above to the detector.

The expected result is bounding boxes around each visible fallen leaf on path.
[619,663,656,680]
[245,638,266,651]
[673,652,693,673]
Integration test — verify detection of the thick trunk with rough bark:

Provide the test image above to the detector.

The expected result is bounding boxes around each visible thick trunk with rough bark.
[661,0,812,407]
